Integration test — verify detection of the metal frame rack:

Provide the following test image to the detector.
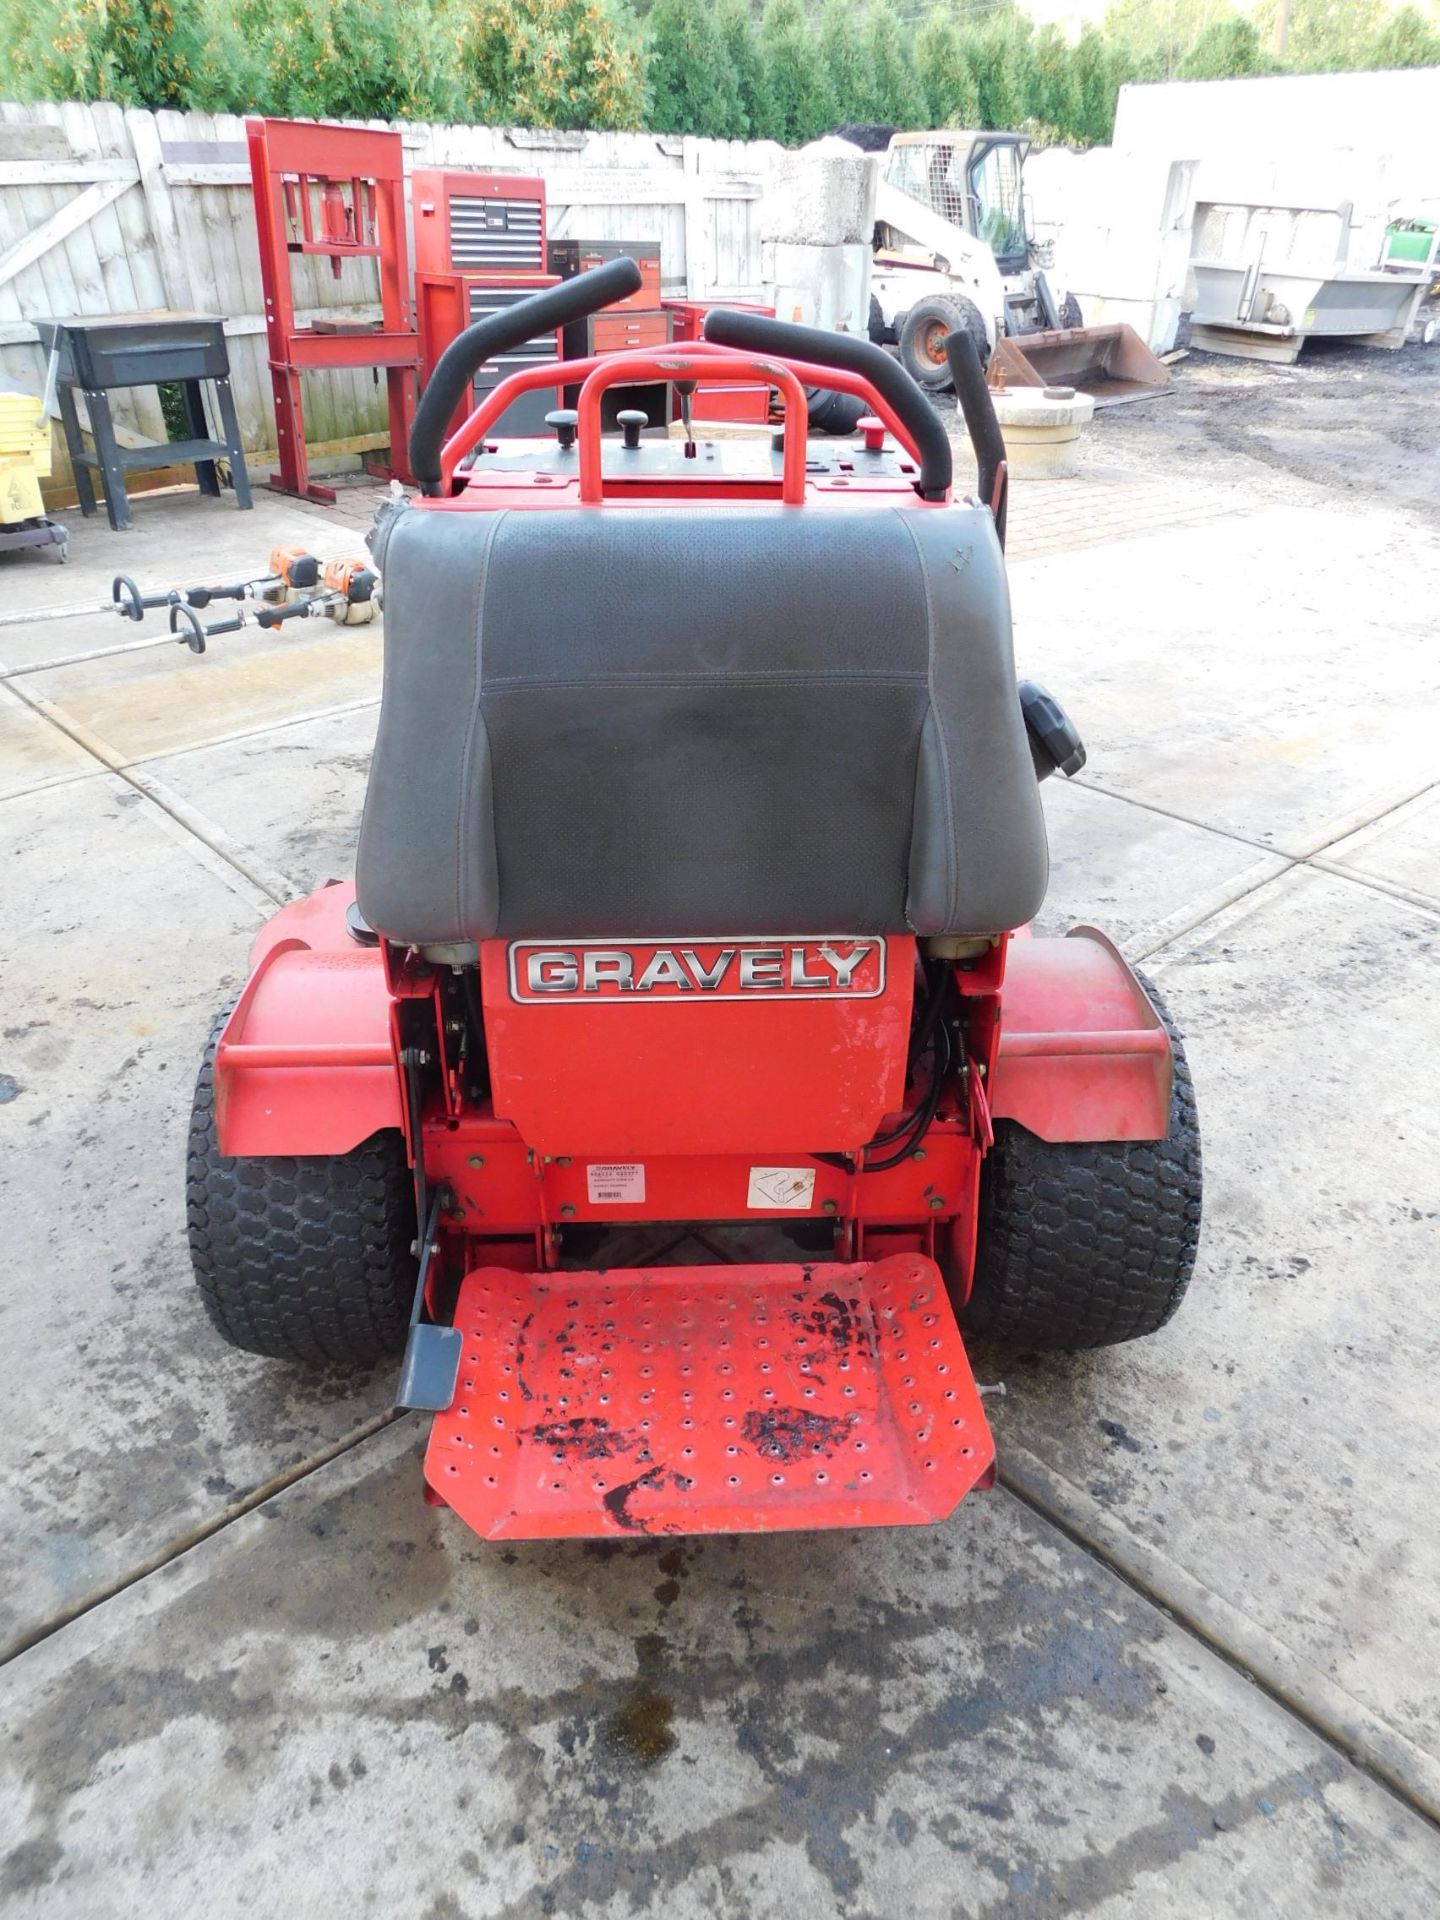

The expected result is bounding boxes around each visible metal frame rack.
[245,117,420,501]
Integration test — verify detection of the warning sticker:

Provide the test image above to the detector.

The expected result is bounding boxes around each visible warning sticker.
[586,1162,646,1205]
[747,1166,817,1211]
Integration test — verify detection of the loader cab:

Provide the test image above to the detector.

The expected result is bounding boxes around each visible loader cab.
[882,131,1033,274]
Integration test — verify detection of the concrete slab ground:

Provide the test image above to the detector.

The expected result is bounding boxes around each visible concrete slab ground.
[5,1423,1439,1920]
[2,394,1440,1916]
[0,774,393,1644]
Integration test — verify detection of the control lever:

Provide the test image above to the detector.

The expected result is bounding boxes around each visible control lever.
[617,408,647,451]
[674,380,697,458]
[545,407,579,452]
[1019,680,1086,780]
[856,415,887,453]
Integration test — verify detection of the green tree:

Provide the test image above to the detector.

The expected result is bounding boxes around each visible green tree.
[1364,3,1440,66]
[247,0,461,121]
[11,0,211,109]
[454,0,647,129]
[1031,23,1080,136]
[1177,11,1278,77]
[915,6,981,127]
[759,0,832,145]
[963,12,1037,130]
[1071,22,1119,143]
[817,0,866,124]
[1102,0,1229,81]
[1251,0,1383,69]
[859,0,926,127]
[716,0,771,138]
[646,0,742,136]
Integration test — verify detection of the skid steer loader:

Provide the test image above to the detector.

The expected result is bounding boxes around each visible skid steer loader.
[863,129,1171,408]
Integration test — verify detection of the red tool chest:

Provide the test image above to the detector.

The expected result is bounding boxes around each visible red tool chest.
[412,170,547,279]
[548,239,662,308]
[552,239,671,431]
[413,170,560,439]
[664,298,777,423]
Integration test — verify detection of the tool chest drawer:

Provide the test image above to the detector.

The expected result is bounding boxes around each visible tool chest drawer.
[588,311,671,354]
[550,239,662,311]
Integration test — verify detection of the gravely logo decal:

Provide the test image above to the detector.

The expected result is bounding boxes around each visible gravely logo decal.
[507,939,886,1003]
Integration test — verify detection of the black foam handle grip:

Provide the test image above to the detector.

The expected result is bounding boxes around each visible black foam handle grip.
[410,256,645,493]
[701,308,953,500]
[944,330,1008,546]
[256,597,318,628]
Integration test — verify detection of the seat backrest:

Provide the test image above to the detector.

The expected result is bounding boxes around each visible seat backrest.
[357,501,1047,948]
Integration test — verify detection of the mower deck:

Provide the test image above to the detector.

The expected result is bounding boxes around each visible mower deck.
[425,1254,994,1539]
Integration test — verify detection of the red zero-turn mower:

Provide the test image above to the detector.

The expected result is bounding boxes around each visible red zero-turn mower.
[187,259,1202,1541]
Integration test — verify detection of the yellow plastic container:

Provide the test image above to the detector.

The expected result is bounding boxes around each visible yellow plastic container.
[0,391,52,523]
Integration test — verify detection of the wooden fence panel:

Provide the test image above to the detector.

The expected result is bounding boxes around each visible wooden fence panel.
[0,101,777,497]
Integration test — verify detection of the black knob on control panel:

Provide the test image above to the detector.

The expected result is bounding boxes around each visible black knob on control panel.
[617,409,647,451]
[545,408,579,452]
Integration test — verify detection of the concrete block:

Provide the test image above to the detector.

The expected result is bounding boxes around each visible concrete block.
[762,241,871,337]
[759,136,877,248]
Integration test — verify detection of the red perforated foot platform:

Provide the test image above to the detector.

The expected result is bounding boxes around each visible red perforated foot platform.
[424,1255,994,1539]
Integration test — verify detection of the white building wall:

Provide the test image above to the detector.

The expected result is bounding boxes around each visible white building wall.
[1113,69,1440,269]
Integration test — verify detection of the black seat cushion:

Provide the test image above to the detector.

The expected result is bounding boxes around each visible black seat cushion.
[357,501,1047,942]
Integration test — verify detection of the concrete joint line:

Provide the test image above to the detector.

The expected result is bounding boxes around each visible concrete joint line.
[999,1448,1440,1836]
[1129,852,1297,964]
[1069,776,1282,861]
[1297,774,1440,864]
[0,766,107,807]
[0,1409,404,1671]
[4,677,300,908]
[124,694,381,770]
[1307,857,1440,920]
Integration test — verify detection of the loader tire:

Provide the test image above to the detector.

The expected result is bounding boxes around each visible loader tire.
[961,976,1202,1351]
[186,1002,416,1366]
[898,294,988,390]
[1058,293,1084,330]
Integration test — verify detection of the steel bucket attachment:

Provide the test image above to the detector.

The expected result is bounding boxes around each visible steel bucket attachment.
[425,1255,994,1540]
[990,323,1172,407]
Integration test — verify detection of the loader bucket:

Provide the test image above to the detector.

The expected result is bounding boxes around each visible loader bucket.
[989,323,1172,407]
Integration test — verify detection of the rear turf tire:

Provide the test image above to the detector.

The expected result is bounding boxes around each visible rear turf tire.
[962,976,1202,1351]
[186,1003,416,1365]
[898,294,989,391]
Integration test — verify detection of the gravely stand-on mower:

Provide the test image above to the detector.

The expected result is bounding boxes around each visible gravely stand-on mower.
[187,259,1202,1541]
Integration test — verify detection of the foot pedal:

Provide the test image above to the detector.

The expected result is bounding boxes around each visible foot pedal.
[425,1255,994,1540]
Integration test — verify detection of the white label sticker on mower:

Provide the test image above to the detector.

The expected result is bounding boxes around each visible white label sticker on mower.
[586,1163,646,1205]
[747,1166,817,1211]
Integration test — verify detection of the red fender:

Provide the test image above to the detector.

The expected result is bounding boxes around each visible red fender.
[990,927,1172,1143]
[214,883,404,1158]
